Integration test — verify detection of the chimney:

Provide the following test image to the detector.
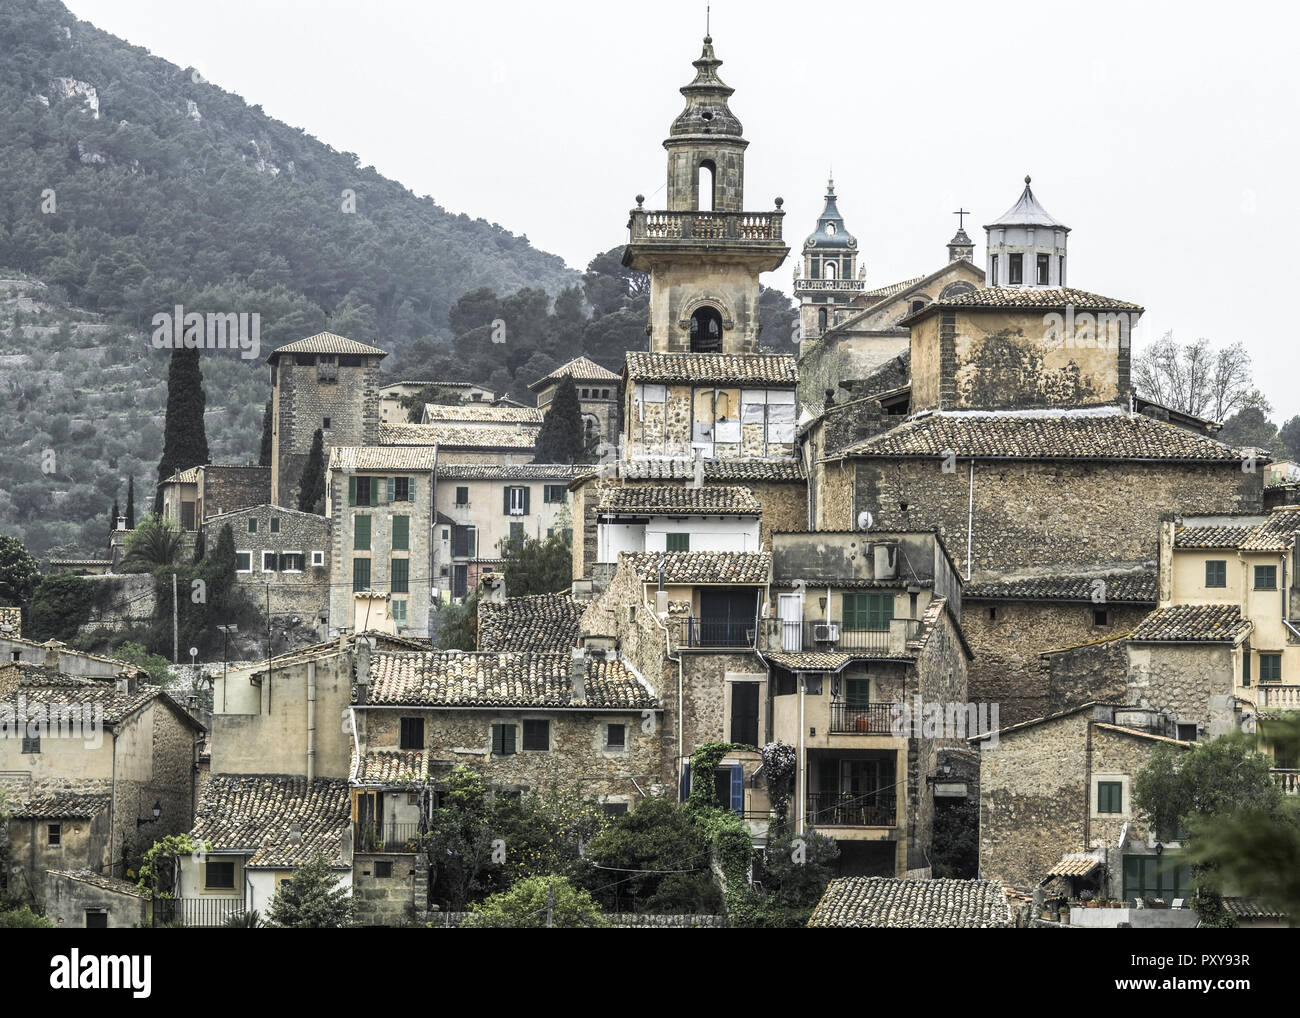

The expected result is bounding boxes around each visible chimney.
[570,649,586,701]
[355,639,371,702]
[825,388,835,409]
[43,643,60,669]
[692,448,704,489]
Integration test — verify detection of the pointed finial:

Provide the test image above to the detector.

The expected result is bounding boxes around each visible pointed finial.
[706,4,710,37]
[1025,174,1032,185]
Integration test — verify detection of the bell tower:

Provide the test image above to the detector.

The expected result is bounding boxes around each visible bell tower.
[793,178,863,345]
[984,176,1070,288]
[623,35,788,355]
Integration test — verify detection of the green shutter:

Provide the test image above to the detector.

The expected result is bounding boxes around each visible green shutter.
[391,557,409,594]
[354,514,371,550]
[522,486,530,515]
[843,594,865,630]
[666,532,690,552]
[868,593,894,631]
[503,487,512,515]
[491,725,503,755]
[370,478,379,507]
[503,724,516,754]
[386,476,395,502]
[352,557,370,592]
[408,476,416,501]
[392,515,409,551]
[348,476,356,507]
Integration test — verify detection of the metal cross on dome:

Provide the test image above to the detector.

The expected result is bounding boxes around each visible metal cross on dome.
[953,208,970,230]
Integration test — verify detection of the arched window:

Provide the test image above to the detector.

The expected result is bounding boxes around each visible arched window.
[689,305,723,353]
[817,307,828,331]
[910,299,927,314]
[823,260,837,281]
[825,222,837,236]
[697,160,716,212]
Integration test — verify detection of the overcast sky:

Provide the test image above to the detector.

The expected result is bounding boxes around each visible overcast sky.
[64,0,1300,421]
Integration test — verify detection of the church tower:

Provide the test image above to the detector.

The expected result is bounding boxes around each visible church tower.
[984,176,1069,288]
[622,35,788,354]
[793,178,862,345]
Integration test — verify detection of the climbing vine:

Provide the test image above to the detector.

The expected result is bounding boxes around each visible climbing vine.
[761,741,796,836]
[137,834,206,899]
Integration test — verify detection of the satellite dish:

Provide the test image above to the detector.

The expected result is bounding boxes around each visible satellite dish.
[856,510,873,531]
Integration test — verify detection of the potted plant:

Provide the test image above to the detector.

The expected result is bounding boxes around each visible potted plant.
[1081,890,1098,908]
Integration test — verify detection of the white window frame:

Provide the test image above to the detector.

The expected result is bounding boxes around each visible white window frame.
[261,550,277,573]
[280,550,304,574]
[508,486,527,516]
[311,550,325,567]
[235,551,253,574]
[1091,774,1130,820]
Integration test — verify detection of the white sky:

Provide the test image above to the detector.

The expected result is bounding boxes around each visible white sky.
[63,0,1300,421]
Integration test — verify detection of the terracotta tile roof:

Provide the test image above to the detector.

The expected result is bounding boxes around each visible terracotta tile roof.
[160,466,201,485]
[619,458,806,482]
[596,485,761,515]
[625,551,770,585]
[362,650,658,709]
[0,667,177,726]
[435,463,587,481]
[191,775,351,869]
[625,352,798,386]
[49,869,145,897]
[838,407,1243,462]
[353,749,428,785]
[268,332,386,360]
[964,571,1157,603]
[808,877,1013,928]
[423,403,542,424]
[379,423,537,449]
[1223,897,1288,921]
[860,276,925,304]
[10,791,111,819]
[900,286,1142,325]
[1175,508,1300,552]
[529,356,621,390]
[1047,853,1104,877]
[763,651,851,673]
[477,592,583,653]
[1127,604,1252,643]
[329,445,439,472]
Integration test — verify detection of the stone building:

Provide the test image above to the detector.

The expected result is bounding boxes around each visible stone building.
[793,179,865,344]
[529,356,622,452]
[269,332,386,507]
[431,463,585,600]
[379,380,496,426]
[764,529,973,877]
[44,869,149,929]
[327,445,436,637]
[0,663,204,905]
[623,35,788,356]
[378,420,538,465]
[974,702,1195,903]
[159,464,271,531]
[209,503,332,640]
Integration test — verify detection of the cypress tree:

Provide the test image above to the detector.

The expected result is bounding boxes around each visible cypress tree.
[532,377,587,464]
[154,347,210,511]
[297,429,326,513]
[125,476,136,529]
[111,499,120,529]
[259,399,273,467]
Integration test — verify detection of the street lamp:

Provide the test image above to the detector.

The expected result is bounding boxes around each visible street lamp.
[137,800,162,827]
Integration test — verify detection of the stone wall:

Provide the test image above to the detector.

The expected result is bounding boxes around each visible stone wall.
[964,602,1148,725]
[6,810,113,907]
[352,852,426,926]
[1126,643,1237,737]
[44,871,147,928]
[361,706,664,803]
[218,505,332,633]
[200,466,270,520]
[111,699,198,868]
[849,459,1259,582]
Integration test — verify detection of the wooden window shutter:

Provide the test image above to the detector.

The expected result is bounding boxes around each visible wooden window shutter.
[386,477,395,502]
[491,724,503,755]
[729,764,744,814]
[370,478,380,507]
[504,724,516,754]
[522,487,530,515]
[408,476,416,501]
[680,762,691,803]
[348,476,356,506]
[503,487,512,515]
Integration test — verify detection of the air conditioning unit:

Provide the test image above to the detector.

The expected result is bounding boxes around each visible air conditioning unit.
[812,623,840,642]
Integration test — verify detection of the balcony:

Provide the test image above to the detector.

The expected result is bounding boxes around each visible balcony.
[829,702,896,735]
[626,208,785,252]
[670,616,755,651]
[760,618,920,657]
[793,278,867,292]
[1257,684,1300,710]
[1272,769,1300,795]
[355,822,425,853]
[806,791,896,828]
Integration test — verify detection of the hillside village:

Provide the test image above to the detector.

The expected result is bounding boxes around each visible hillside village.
[2,30,1298,931]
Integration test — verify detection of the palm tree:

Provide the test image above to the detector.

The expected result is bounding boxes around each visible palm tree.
[120,514,186,572]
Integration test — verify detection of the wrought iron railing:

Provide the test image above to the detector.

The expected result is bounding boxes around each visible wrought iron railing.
[155,897,246,927]
[805,791,896,828]
[672,617,756,650]
[828,702,896,734]
[355,822,426,853]
[761,618,919,655]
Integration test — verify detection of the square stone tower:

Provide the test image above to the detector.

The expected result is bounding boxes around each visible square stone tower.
[269,332,387,507]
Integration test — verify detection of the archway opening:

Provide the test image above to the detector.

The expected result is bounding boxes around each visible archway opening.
[697,160,716,212]
[689,305,724,353]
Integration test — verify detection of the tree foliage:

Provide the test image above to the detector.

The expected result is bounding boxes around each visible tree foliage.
[25,573,100,642]
[532,377,589,464]
[461,875,606,928]
[121,513,186,572]
[296,428,326,513]
[435,593,478,650]
[153,347,210,511]
[267,852,353,928]
[1133,333,1267,422]
[500,531,572,597]
[0,535,40,606]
